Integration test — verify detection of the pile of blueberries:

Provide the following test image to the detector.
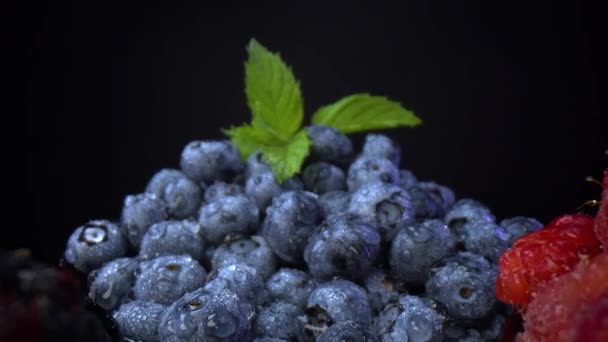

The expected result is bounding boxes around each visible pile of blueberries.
[63,125,542,341]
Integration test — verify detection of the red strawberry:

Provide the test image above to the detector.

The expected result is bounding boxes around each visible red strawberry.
[496,214,602,306]
[594,169,608,248]
[517,252,608,342]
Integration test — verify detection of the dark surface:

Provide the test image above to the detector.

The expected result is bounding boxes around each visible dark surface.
[24,2,606,262]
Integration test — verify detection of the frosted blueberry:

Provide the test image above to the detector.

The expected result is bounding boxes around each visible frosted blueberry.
[198,194,259,244]
[88,257,139,311]
[133,255,206,305]
[139,220,205,260]
[145,169,202,219]
[113,300,166,342]
[180,140,243,183]
[120,193,168,247]
[64,220,127,273]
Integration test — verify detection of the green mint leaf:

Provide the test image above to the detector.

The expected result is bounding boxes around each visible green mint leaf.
[259,129,310,183]
[223,125,310,183]
[311,93,422,134]
[245,39,304,140]
[223,125,280,159]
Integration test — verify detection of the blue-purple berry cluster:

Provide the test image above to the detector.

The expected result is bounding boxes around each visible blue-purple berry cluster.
[63,127,540,341]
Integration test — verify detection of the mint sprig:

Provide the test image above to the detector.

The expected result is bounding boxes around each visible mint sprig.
[225,39,422,182]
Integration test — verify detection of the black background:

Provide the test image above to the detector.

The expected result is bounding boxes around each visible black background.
[24,2,606,263]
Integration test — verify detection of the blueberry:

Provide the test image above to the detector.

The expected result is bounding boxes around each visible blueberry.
[139,220,205,260]
[362,133,401,166]
[204,181,244,203]
[262,191,322,264]
[145,169,202,219]
[121,193,168,247]
[113,300,166,342]
[245,170,283,211]
[306,125,353,165]
[133,255,206,305]
[302,162,346,194]
[64,220,127,273]
[253,301,306,340]
[245,151,272,178]
[407,185,444,219]
[418,181,456,216]
[457,220,509,262]
[397,169,418,190]
[499,216,543,246]
[159,287,254,342]
[317,320,379,342]
[88,257,139,311]
[425,252,497,320]
[304,214,380,281]
[180,140,243,183]
[204,263,266,305]
[198,194,259,244]
[211,235,277,279]
[266,268,317,309]
[317,190,351,218]
[281,175,304,191]
[306,279,372,328]
[374,295,444,342]
[347,156,399,191]
[363,268,400,313]
[348,181,414,241]
[390,219,456,285]
[444,199,495,236]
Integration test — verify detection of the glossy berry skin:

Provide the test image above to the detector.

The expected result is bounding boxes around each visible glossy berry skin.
[348,181,414,241]
[361,133,401,166]
[159,287,254,342]
[204,181,244,203]
[374,295,444,342]
[499,216,543,246]
[262,191,322,264]
[444,199,495,235]
[145,169,202,219]
[496,214,602,306]
[133,255,207,305]
[113,300,166,342]
[245,170,283,211]
[317,320,378,342]
[265,268,317,309]
[204,263,266,305]
[318,190,351,218]
[253,301,305,340]
[306,279,372,328]
[306,125,353,165]
[180,140,243,183]
[198,194,259,244]
[302,161,346,194]
[64,220,128,273]
[346,156,400,191]
[390,219,456,285]
[121,193,168,247]
[139,220,205,260]
[88,257,139,311]
[245,151,272,177]
[426,252,498,320]
[211,235,277,279]
[457,220,509,262]
[304,214,381,281]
